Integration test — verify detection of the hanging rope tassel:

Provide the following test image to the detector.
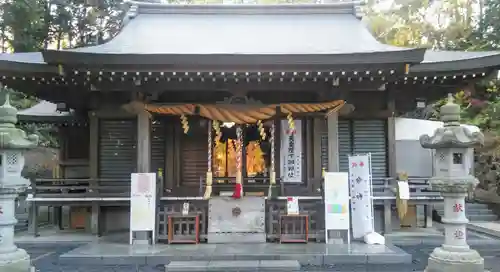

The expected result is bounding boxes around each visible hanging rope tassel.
[233,126,243,199]
[287,113,295,134]
[396,172,409,224]
[257,120,266,140]
[180,115,189,134]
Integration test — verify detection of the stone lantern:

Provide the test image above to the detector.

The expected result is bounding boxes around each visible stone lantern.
[420,94,485,272]
[0,91,38,272]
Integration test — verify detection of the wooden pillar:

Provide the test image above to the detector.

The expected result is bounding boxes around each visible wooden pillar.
[327,112,339,172]
[387,98,397,178]
[424,204,433,228]
[385,91,397,234]
[275,107,281,180]
[165,122,175,193]
[137,111,151,173]
[135,110,151,243]
[28,185,39,237]
[312,117,324,191]
[88,112,101,236]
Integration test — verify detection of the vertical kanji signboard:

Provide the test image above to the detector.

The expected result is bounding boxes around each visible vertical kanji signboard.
[348,154,374,239]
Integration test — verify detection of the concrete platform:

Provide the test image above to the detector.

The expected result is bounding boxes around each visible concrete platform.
[58,242,412,266]
[468,222,500,238]
[386,225,500,246]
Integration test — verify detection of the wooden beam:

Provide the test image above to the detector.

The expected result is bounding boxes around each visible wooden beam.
[386,88,397,178]
[88,79,391,93]
[89,108,136,118]
[64,62,405,73]
[340,110,393,119]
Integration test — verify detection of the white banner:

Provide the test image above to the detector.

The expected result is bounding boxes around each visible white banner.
[280,119,303,183]
[348,154,374,238]
[324,172,350,231]
[130,173,157,233]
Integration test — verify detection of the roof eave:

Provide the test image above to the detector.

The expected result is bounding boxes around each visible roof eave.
[0,53,58,74]
[0,61,57,74]
[411,54,500,74]
[42,48,426,69]
[17,115,79,123]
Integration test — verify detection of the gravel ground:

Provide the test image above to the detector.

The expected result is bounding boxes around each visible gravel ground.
[23,243,500,272]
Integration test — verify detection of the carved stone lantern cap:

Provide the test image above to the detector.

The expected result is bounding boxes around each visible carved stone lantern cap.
[0,90,38,150]
[419,93,484,149]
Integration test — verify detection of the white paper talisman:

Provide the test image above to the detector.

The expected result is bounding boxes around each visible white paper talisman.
[287,197,299,215]
[397,181,410,200]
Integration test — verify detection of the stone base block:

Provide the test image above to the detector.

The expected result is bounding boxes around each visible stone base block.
[0,249,32,272]
[425,247,485,272]
[207,232,266,243]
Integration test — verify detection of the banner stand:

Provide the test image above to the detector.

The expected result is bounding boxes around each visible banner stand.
[130,173,157,245]
[348,153,375,240]
[324,172,351,245]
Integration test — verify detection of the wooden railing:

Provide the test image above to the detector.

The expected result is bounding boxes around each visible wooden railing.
[28,178,131,201]
[24,176,443,240]
[26,176,442,202]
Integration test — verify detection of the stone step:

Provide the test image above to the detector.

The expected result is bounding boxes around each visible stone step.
[165,260,301,272]
[434,203,489,210]
[435,209,495,215]
[468,214,498,222]
[465,209,495,215]
[466,205,491,210]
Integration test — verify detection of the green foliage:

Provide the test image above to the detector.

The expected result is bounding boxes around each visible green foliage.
[365,0,479,49]
[366,0,500,192]
[0,0,125,148]
[475,0,500,50]
[0,0,48,52]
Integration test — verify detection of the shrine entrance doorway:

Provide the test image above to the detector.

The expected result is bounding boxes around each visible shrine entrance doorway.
[212,123,271,193]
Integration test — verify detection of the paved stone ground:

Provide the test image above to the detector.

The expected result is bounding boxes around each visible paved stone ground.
[24,242,500,272]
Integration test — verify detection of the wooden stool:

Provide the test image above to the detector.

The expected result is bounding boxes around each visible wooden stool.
[167,214,200,244]
[279,214,309,243]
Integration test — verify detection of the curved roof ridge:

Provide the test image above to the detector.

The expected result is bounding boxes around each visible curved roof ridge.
[126,1,362,16]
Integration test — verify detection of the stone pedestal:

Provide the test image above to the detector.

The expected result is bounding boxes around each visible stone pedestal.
[424,192,485,272]
[426,247,484,272]
[0,193,32,272]
[0,249,32,272]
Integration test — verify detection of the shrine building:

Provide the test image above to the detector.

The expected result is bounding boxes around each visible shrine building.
[2,1,500,243]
